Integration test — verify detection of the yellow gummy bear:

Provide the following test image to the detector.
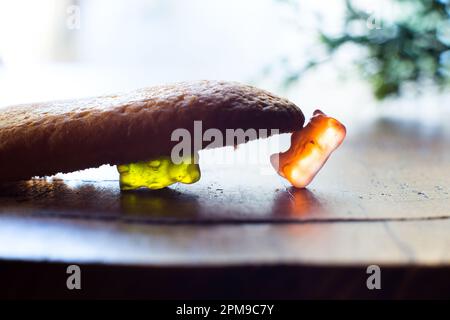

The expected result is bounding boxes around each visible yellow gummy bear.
[117,155,201,191]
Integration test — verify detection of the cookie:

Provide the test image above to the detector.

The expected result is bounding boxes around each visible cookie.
[0,81,304,181]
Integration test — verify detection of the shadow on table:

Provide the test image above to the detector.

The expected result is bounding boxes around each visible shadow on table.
[0,179,326,222]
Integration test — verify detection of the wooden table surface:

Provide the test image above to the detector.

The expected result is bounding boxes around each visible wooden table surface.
[1,114,450,298]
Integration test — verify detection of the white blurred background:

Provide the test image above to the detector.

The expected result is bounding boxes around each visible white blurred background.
[1,0,445,119]
[0,0,372,119]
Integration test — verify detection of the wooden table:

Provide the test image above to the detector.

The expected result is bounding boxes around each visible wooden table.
[1,114,450,299]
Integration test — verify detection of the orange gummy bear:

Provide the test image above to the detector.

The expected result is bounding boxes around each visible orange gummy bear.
[271,110,346,188]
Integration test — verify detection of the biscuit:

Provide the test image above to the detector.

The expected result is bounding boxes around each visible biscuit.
[0,81,304,181]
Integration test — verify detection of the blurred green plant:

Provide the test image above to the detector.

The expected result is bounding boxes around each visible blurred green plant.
[279,0,450,100]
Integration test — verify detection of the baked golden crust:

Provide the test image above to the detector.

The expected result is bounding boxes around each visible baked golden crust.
[0,81,304,181]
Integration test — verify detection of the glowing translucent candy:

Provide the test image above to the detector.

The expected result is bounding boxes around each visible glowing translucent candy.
[270,109,346,188]
[117,155,201,191]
